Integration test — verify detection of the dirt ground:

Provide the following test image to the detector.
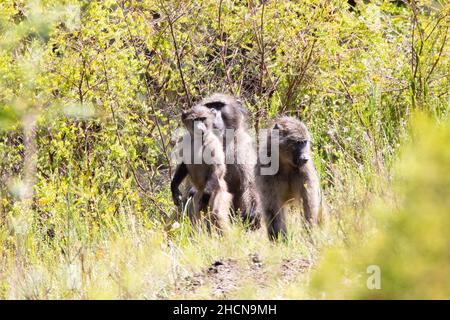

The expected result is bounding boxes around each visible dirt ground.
[173,253,312,298]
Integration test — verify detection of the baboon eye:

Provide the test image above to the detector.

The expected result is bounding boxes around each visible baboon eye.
[295,140,307,148]
[204,102,225,110]
[287,140,298,148]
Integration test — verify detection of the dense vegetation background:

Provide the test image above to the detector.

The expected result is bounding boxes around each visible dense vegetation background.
[0,0,449,299]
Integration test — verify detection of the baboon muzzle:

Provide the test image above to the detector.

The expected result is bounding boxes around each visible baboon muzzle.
[294,154,309,166]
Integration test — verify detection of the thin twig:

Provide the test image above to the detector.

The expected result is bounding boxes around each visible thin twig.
[122,15,173,178]
[426,26,448,82]
[218,0,235,94]
[160,1,192,107]
[101,58,170,219]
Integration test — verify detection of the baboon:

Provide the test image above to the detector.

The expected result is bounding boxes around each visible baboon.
[171,105,232,232]
[201,93,246,130]
[200,93,262,230]
[256,116,322,241]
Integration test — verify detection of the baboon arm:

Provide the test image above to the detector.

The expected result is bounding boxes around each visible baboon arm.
[209,189,232,234]
[265,206,287,241]
[202,163,226,206]
[239,177,262,230]
[171,163,188,207]
[301,178,320,224]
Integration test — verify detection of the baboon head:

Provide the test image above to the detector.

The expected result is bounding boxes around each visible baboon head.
[273,116,312,168]
[181,105,221,136]
[200,93,247,130]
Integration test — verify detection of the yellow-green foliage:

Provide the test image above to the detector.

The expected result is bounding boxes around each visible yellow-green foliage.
[0,0,449,299]
[310,114,450,299]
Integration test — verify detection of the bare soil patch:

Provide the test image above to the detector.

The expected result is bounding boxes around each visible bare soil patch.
[174,253,312,298]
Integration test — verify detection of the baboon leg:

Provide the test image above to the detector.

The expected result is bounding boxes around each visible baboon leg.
[187,191,203,229]
[184,185,197,204]
[171,163,188,210]
[198,192,210,215]
[182,185,198,222]
[209,190,232,234]
[265,205,287,241]
[231,192,241,220]
[199,160,230,232]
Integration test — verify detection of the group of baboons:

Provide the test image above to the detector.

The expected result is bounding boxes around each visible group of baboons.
[171,93,323,241]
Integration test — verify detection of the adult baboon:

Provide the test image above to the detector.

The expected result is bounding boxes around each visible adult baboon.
[171,105,232,232]
[201,93,246,130]
[256,116,322,240]
[200,93,262,230]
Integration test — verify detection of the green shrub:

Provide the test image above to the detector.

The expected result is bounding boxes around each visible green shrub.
[310,113,450,299]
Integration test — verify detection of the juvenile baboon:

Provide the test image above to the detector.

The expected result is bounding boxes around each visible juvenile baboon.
[200,93,262,230]
[171,105,232,232]
[256,116,322,240]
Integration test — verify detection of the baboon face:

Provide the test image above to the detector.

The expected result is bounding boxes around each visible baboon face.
[201,93,247,130]
[181,105,217,135]
[274,117,312,168]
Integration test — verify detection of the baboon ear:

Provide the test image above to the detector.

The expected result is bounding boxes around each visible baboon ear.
[239,106,248,115]
[233,98,247,115]
[273,123,283,130]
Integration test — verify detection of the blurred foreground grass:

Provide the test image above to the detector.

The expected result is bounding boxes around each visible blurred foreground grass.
[310,113,450,299]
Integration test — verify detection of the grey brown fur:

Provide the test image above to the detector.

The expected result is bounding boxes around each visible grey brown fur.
[171,105,232,232]
[256,116,322,240]
[200,93,262,230]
